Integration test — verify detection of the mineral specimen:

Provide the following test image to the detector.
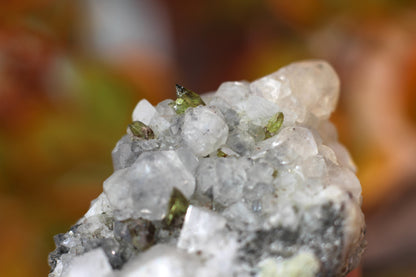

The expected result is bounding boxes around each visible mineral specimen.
[49,60,366,277]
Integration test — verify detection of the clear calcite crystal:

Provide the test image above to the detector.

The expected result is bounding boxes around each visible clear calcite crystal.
[49,60,366,277]
[104,150,195,220]
[182,106,229,156]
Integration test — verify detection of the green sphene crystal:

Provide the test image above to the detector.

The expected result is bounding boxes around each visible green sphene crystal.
[264,112,284,139]
[128,121,155,140]
[165,187,189,226]
[217,149,228,158]
[169,84,206,114]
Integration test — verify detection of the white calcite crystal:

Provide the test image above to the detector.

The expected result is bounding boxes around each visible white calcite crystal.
[49,60,366,277]
[104,150,195,220]
[62,248,112,277]
[182,106,229,156]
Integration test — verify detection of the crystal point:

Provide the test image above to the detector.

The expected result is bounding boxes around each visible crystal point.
[170,84,206,114]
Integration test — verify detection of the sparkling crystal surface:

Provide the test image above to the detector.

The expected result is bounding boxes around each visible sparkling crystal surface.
[49,60,365,277]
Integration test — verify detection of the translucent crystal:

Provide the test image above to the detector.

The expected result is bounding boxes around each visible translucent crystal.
[212,157,250,205]
[226,128,255,155]
[182,106,229,157]
[84,193,113,218]
[327,164,362,201]
[170,84,206,114]
[128,121,155,140]
[328,141,357,172]
[175,147,199,174]
[120,245,201,277]
[214,81,250,107]
[195,157,218,194]
[62,248,112,277]
[250,60,339,123]
[132,99,157,124]
[250,75,285,103]
[254,127,318,164]
[273,60,340,120]
[222,201,259,229]
[264,112,284,139]
[177,205,227,252]
[111,135,160,171]
[151,100,179,134]
[104,150,195,220]
[111,135,135,170]
[249,76,303,124]
[235,95,281,126]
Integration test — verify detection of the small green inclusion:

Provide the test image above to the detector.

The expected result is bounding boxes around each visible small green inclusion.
[165,187,189,225]
[217,149,228,158]
[128,121,155,139]
[169,84,206,114]
[264,112,284,139]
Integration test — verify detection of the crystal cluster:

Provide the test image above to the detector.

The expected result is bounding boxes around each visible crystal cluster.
[49,60,366,277]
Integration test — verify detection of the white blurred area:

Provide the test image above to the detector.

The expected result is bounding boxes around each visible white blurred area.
[80,0,173,64]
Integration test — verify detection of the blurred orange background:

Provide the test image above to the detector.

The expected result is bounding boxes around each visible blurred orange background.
[1,1,416,276]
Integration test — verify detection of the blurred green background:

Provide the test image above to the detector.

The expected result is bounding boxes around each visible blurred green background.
[1,1,416,276]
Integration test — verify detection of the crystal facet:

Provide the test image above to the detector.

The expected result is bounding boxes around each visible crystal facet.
[128,121,155,140]
[264,112,284,139]
[170,84,206,114]
[182,106,229,156]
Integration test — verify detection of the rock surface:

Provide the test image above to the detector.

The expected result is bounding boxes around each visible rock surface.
[49,60,365,277]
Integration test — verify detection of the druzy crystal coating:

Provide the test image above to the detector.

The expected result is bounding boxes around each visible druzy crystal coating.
[49,60,365,277]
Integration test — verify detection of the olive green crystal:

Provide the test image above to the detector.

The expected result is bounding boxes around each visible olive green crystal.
[128,121,155,140]
[217,149,228,158]
[169,84,206,114]
[165,187,189,225]
[264,112,284,139]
